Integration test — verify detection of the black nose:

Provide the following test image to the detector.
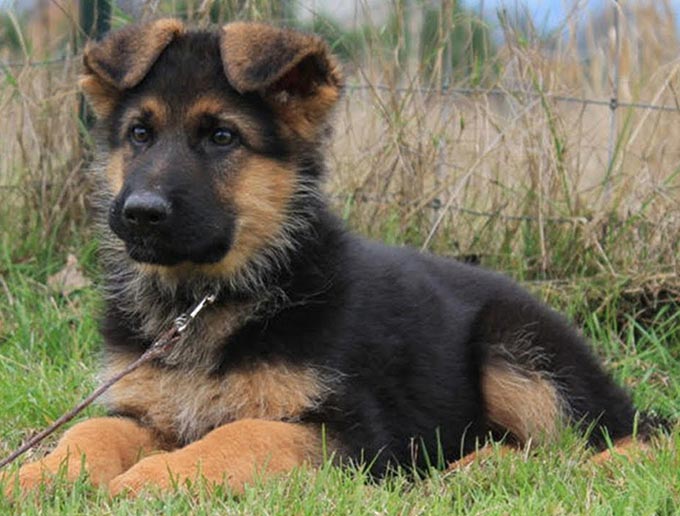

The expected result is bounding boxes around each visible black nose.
[122,191,171,229]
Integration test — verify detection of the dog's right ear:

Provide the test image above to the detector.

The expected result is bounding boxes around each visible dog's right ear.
[80,18,185,118]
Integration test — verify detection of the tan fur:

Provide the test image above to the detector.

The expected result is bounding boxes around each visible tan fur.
[482,363,563,444]
[185,95,231,119]
[205,155,297,278]
[446,445,513,472]
[108,419,322,496]
[589,437,648,465]
[136,96,171,127]
[78,74,119,118]
[102,353,334,446]
[272,82,342,140]
[2,418,157,496]
[105,150,125,196]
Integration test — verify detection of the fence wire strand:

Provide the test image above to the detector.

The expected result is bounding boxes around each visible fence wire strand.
[329,193,590,225]
[1,56,680,114]
[345,84,680,114]
[0,56,75,70]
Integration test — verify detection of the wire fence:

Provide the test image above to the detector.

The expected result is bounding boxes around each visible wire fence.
[2,51,678,227]
[346,84,680,114]
[4,55,680,115]
[2,0,678,230]
[329,193,590,225]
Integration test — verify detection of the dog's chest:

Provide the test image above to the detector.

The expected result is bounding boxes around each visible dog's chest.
[100,354,330,445]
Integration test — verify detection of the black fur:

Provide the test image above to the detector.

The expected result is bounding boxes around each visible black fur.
[97,27,662,477]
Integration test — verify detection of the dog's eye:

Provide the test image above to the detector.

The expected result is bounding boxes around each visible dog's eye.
[211,128,237,147]
[129,124,152,145]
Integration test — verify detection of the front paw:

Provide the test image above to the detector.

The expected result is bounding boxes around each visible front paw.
[1,456,74,498]
[108,453,175,497]
[108,451,240,497]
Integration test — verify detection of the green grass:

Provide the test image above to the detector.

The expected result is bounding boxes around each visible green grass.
[2,441,680,515]
[1,1,679,512]
[0,230,678,514]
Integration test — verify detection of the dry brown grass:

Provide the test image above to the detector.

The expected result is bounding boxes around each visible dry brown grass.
[328,0,680,285]
[0,59,86,250]
[0,0,678,290]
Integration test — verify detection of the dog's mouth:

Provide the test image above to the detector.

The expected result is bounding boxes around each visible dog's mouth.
[120,234,233,266]
[124,239,185,266]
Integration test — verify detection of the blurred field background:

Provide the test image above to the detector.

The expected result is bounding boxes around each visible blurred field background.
[0,1,679,513]
[1,0,679,309]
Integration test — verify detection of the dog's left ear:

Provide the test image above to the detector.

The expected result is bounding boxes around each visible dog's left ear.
[220,22,343,137]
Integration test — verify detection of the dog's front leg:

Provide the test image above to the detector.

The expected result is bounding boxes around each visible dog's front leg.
[2,417,158,496]
[108,419,322,497]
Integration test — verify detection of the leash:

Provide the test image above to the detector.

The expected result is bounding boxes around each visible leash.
[0,293,217,470]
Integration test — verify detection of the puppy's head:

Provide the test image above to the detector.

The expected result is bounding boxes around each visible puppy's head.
[81,19,341,282]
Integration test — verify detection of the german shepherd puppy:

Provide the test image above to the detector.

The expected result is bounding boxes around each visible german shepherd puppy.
[3,19,662,497]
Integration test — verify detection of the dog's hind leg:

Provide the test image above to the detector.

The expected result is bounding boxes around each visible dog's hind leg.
[2,417,159,496]
[481,362,565,445]
[473,299,659,449]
